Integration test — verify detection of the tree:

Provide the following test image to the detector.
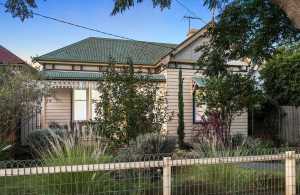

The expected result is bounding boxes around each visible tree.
[177,68,185,148]
[196,73,261,139]
[205,0,299,66]
[260,43,300,106]
[93,60,169,146]
[0,66,47,143]
[3,0,37,21]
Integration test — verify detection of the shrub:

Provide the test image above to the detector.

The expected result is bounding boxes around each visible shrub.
[116,133,176,162]
[191,134,273,158]
[41,135,110,165]
[94,62,169,146]
[0,67,49,144]
[30,132,114,195]
[115,133,176,183]
[26,128,67,156]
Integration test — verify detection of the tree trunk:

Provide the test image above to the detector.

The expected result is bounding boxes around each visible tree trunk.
[272,0,300,30]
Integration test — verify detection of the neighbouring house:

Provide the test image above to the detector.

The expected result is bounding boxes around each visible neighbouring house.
[35,26,249,142]
[0,45,31,70]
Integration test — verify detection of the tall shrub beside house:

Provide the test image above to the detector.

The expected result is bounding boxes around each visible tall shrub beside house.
[94,59,169,146]
[177,68,185,149]
[0,66,47,144]
[196,54,261,140]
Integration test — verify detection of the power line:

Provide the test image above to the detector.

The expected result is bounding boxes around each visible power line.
[0,2,175,50]
[174,0,207,24]
[34,12,175,50]
[1,2,179,66]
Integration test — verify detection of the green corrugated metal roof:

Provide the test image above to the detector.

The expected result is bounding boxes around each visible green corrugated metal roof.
[41,70,166,81]
[36,37,177,66]
[192,76,206,87]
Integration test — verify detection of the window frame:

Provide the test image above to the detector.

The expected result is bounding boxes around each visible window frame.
[72,89,88,121]
[91,89,101,120]
[193,88,207,124]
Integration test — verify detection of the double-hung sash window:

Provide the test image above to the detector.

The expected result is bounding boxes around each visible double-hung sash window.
[72,89,101,121]
[73,89,87,121]
[91,90,101,120]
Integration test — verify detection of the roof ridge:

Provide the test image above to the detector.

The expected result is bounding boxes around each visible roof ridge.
[87,37,178,47]
[37,37,92,59]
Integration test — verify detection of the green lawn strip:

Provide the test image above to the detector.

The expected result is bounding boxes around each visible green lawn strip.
[171,164,284,194]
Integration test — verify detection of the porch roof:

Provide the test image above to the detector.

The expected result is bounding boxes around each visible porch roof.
[41,70,166,82]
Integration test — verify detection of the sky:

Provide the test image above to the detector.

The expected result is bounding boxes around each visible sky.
[0,0,212,64]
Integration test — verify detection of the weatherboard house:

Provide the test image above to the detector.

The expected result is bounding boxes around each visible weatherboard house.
[35,28,249,141]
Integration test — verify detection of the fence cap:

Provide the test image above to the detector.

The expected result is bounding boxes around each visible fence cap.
[163,157,172,161]
[286,151,296,158]
[285,151,295,154]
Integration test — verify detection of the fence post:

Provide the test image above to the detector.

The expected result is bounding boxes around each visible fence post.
[163,157,172,195]
[285,151,296,195]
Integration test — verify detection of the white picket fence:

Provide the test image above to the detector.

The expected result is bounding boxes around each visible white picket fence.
[0,151,300,195]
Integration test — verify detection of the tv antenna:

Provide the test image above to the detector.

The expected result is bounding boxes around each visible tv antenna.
[184,16,206,31]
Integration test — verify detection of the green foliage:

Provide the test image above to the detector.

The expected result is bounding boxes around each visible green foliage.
[196,73,261,136]
[26,128,67,155]
[111,0,300,66]
[177,68,185,149]
[260,44,300,106]
[204,0,300,65]
[26,132,113,195]
[94,60,169,146]
[4,0,37,21]
[116,133,176,162]
[111,0,171,15]
[176,164,284,194]
[0,67,48,143]
[41,136,110,166]
[192,134,274,158]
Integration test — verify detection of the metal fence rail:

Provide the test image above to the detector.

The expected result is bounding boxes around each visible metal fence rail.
[0,152,299,195]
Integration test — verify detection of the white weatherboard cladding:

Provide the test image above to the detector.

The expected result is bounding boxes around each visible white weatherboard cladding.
[164,69,248,141]
[44,88,72,127]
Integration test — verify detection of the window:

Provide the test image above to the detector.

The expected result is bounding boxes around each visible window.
[193,90,207,123]
[73,89,87,121]
[91,90,101,120]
